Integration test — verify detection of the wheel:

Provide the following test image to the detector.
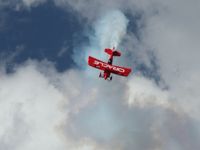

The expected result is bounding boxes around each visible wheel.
[110,76,112,80]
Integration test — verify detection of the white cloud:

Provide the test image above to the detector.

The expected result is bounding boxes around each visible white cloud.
[0,61,105,149]
[137,0,200,119]
[22,0,47,8]
[0,62,67,150]
[1,61,199,150]
[127,76,171,109]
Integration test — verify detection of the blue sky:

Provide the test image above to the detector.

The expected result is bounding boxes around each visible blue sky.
[0,1,85,71]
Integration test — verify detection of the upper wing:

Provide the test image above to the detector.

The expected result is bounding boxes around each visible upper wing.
[109,65,132,76]
[88,56,132,77]
[88,56,106,71]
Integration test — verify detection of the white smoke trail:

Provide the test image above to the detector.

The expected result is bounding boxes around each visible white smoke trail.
[94,10,128,50]
[73,10,128,68]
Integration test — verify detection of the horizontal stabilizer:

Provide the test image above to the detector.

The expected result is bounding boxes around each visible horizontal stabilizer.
[105,48,121,57]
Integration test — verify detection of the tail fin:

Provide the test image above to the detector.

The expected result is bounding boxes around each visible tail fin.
[104,48,121,57]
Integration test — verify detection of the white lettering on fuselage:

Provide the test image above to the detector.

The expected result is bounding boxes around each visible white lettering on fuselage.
[94,60,125,73]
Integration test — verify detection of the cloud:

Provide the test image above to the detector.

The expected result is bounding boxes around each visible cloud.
[137,0,200,119]
[0,60,103,149]
[0,61,66,150]
[0,0,43,10]
[1,60,199,150]
[21,0,47,7]
[0,0,200,150]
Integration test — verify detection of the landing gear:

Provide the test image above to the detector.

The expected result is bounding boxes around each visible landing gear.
[109,76,112,81]
[99,72,102,78]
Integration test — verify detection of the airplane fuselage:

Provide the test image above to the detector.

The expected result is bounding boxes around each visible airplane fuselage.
[103,57,113,80]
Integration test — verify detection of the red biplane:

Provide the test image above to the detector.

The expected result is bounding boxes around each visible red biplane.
[88,47,132,80]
